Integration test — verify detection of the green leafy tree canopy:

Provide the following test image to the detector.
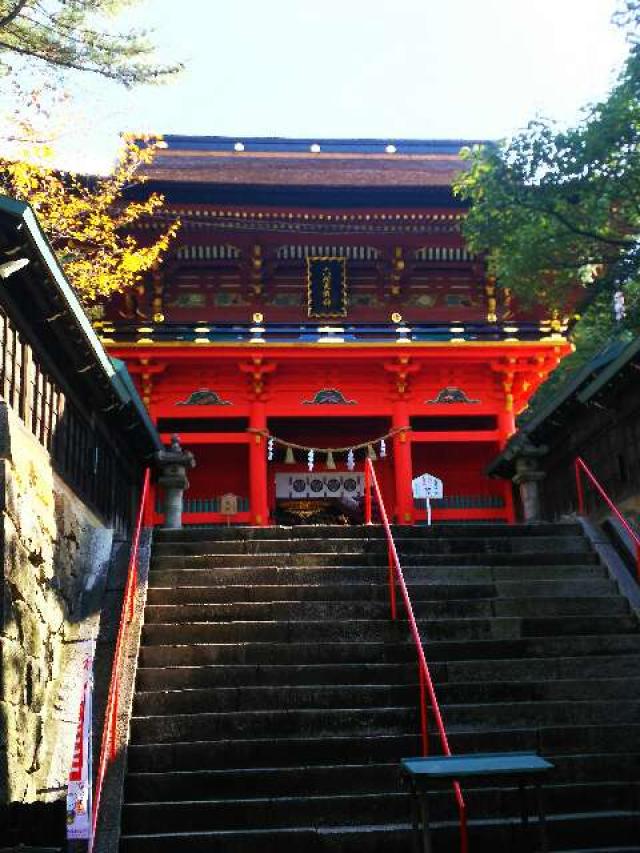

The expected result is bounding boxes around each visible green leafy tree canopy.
[0,0,182,86]
[454,2,640,318]
[453,1,640,413]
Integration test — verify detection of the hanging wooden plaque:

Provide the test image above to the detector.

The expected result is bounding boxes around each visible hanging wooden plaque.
[307,257,347,318]
[220,493,239,515]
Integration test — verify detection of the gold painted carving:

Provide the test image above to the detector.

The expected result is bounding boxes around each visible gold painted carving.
[485,277,497,323]
[390,247,405,296]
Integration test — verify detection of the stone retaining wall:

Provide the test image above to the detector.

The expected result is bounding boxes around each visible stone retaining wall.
[0,400,113,816]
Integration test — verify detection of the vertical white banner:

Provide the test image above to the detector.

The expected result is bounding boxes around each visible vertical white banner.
[66,640,94,840]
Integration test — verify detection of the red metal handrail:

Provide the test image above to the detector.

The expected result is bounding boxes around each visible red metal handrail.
[89,467,151,853]
[575,456,640,580]
[364,460,468,853]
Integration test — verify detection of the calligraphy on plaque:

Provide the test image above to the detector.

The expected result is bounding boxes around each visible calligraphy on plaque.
[307,257,347,318]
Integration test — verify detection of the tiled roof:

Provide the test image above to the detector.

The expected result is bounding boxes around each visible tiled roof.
[142,135,488,187]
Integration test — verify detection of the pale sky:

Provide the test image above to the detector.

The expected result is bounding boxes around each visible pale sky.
[28,0,631,172]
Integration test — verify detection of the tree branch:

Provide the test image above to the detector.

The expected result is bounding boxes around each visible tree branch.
[0,37,134,80]
[0,0,28,30]
[514,195,634,248]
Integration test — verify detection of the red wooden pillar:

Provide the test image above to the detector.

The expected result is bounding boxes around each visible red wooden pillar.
[498,409,516,440]
[249,401,269,526]
[498,408,516,523]
[392,400,414,525]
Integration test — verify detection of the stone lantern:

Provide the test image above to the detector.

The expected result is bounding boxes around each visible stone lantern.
[512,439,548,523]
[154,434,195,529]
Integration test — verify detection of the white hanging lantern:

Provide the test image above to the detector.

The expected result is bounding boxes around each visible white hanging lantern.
[347,449,355,471]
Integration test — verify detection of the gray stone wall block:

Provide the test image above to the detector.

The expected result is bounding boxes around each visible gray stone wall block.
[0,637,23,705]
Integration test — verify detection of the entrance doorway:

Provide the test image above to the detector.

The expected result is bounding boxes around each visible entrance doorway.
[267,416,392,523]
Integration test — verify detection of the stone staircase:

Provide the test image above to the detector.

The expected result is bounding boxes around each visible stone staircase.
[118,523,640,852]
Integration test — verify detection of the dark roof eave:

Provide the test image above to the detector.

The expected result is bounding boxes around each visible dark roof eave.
[110,357,162,451]
[126,180,466,208]
[486,340,630,479]
[0,194,162,454]
[576,336,640,404]
[158,135,492,155]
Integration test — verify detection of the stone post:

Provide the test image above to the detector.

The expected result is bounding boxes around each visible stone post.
[154,434,195,529]
[512,440,548,522]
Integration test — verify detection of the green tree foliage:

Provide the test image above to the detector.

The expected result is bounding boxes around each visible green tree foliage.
[453,2,640,412]
[0,0,181,86]
[454,59,640,315]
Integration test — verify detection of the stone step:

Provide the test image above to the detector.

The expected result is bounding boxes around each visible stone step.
[135,654,640,691]
[150,550,598,570]
[126,724,640,773]
[451,721,640,756]
[139,640,415,668]
[138,633,640,668]
[131,683,418,715]
[140,614,638,646]
[132,678,640,717]
[121,781,634,835]
[443,698,640,730]
[153,523,582,542]
[130,698,640,745]
[142,596,629,624]
[145,577,618,605]
[136,661,420,691]
[126,734,422,773]
[555,848,640,852]
[130,706,419,743]
[141,618,404,645]
[548,752,640,784]
[543,813,639,853]
[447,653,640,683]
[118,810,638,853]
[152,535,590,557]
[147,563,607,587]
[121,791,411,835]
[124,752,639,803]
[124,762,399,801]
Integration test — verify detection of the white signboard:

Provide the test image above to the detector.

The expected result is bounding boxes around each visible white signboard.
[412,473,443,500]
[412,472,444,526]
[66,640,94,840]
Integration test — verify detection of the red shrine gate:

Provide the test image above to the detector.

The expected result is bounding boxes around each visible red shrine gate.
[98,136,571,525]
